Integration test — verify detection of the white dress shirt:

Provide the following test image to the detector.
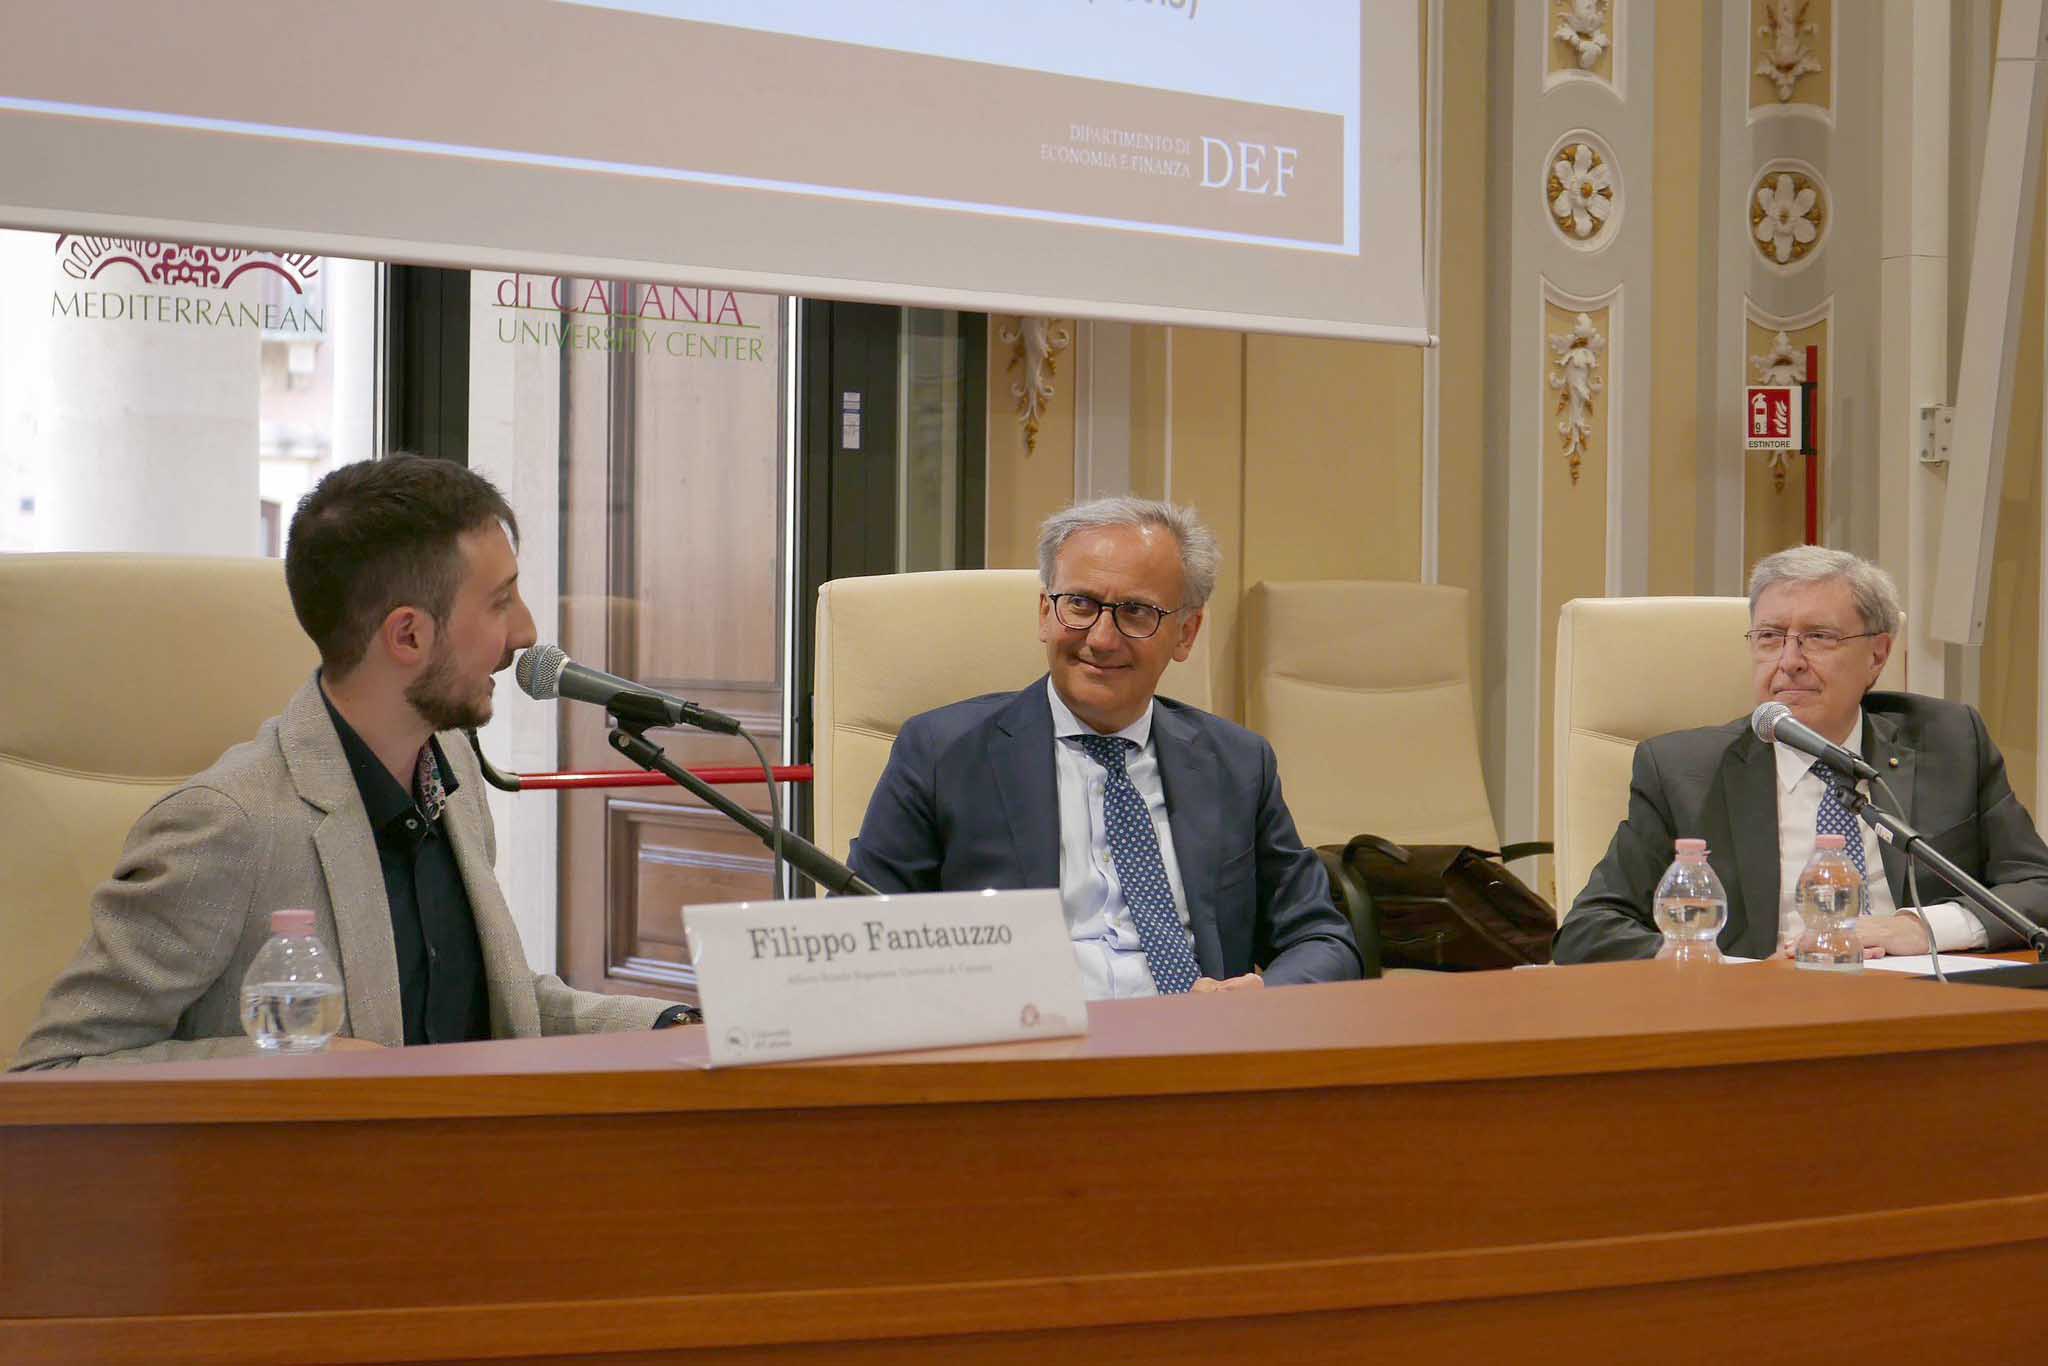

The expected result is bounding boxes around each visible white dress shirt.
[1046,679,1196,999]
[1771,714,1987,952]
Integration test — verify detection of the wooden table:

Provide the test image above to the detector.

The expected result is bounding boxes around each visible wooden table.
[5,959,2048,1364]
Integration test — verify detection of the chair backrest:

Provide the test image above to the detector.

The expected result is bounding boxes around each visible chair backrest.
[1243,580,1498,853]
[811,569,1213,863]
[1552,594,1906,911]
[0,554,317,1064]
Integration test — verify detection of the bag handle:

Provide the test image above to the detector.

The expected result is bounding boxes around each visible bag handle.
[1344,833,1410,864]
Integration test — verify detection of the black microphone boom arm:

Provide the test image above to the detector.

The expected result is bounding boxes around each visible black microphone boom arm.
[1827,777,2048,960]
[606,722,880,898]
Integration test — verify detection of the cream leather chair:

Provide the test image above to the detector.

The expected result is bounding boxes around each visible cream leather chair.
[1552,595,1905,914]
[1243,581,1538,977]
[1244,580,1503,852]
[811,569,1212,864]
[0,554,317,1064]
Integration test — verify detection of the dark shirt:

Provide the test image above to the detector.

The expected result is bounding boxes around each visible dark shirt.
[320,685,491,1045]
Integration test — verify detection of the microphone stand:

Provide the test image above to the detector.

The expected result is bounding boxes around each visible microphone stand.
[1827,776,2048,963]
[604,699,880,898]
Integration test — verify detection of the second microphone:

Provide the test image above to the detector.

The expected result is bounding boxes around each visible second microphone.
[516,642,744,736]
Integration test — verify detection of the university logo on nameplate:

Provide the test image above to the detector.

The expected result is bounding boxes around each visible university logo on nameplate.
[687,890,1088,1066]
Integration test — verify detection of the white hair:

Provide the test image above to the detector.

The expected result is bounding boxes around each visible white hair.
[1035,497,1220,609]
[1747,546,1903,636]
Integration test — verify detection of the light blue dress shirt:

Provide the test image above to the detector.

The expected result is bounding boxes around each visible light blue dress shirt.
[1045,678,1196,999]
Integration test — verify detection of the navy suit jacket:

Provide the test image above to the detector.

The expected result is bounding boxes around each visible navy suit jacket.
[847,679,1363,986]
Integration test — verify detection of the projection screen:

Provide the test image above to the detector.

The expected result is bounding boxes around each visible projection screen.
[0,1,1425,342]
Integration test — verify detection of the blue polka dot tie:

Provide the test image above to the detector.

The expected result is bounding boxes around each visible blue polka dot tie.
[1073,733,1201,994]
[1811,763,1868,877]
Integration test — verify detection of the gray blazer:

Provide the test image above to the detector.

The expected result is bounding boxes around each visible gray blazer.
[12,675,666,1069]
[1554,692,2048,962]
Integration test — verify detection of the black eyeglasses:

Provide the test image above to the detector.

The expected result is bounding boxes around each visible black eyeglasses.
[1046,592,1183,640]
[1744,628,1882,658]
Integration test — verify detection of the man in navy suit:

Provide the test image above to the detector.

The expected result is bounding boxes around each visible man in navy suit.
[848,498,1362,998]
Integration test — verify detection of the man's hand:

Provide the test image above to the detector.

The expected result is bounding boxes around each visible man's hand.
[1860,912,1932,958]
[1190,973,1264,994]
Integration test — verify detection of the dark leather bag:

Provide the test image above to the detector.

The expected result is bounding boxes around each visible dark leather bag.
[1315,835,1556,973]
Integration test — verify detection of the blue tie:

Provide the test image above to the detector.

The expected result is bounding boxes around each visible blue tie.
[1812,763,1869,877]
[1072,733,1202,994]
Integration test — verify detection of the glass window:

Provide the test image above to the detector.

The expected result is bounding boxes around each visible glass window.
[0,230,377,556]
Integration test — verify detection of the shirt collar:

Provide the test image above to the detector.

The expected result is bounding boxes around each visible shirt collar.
[1046,676,1154,750]
[319,676,461,828]
[1774,710,1864,794]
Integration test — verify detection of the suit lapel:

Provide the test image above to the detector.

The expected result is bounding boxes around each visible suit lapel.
[1864,709,1917,904]
[1716,730,1781,958]
[988,681,1061,886]
[1152,703,1225,978]
[280,677,405,1047]
[440,743,541,1040]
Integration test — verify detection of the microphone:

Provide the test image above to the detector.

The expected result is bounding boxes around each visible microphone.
[1750,701,1878,781]
[516,643,743,736]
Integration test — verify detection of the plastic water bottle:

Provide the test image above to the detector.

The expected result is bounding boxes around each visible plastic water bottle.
[240,909,344,1052]
[1794,833,1865,972]
[1653,838,1728,963]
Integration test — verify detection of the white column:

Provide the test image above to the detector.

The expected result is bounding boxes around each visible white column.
[469,272,563,974]
[35,247,262,554]
[326,257,377,472]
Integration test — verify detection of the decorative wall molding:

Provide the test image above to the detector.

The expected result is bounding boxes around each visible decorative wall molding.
[1546,131,1622,250]
[1543,0,1623,96]
[1749,328,1806,384]
[1547,311,1608,484]
[1749,160,1829,270]
[1754,0,1824,103]
[1554,0,1611,72]
[997,315,1072,454]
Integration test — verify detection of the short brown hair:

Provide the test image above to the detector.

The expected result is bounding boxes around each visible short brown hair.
[284,455,519,678]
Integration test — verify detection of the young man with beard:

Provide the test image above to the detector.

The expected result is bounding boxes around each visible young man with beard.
[13,456,681,1068]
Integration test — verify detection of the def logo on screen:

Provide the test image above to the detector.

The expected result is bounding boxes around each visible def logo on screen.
[1199,138,1298,196]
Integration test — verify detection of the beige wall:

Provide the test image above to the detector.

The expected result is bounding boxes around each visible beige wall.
[1437,0,1490,697]
[984,323,1081,571]
[1980,170,2046,803]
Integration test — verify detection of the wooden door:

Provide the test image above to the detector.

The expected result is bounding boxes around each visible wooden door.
[558,282,786,1003]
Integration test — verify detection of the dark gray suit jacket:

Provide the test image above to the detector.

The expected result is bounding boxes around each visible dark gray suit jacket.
[847,679,1363,985]
[1554,692,2048,962]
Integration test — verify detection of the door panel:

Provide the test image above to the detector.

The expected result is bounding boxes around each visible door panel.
[559,282,786,1002]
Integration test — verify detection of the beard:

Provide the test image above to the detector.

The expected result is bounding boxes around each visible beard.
[406,645,493,732]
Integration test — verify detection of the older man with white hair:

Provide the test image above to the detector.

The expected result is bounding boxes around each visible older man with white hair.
[1555,546,2048,963]
[849,497,1362,999]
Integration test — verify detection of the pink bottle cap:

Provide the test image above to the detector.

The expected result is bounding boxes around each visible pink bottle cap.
[1815,834,1847,850]
[1674,838,1708,855]
[270,908,316,936]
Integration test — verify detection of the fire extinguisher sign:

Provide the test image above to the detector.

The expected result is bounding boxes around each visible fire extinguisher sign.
[1744,385,1804,450]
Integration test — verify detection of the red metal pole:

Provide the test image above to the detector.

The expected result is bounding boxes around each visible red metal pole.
[1804,344,1820,544]
[511,764,814,791]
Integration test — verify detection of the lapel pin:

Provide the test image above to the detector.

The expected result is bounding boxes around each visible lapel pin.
[1888,757,1899,768]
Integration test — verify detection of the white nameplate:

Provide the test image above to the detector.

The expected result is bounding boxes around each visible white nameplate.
[687,889,1088,1066]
